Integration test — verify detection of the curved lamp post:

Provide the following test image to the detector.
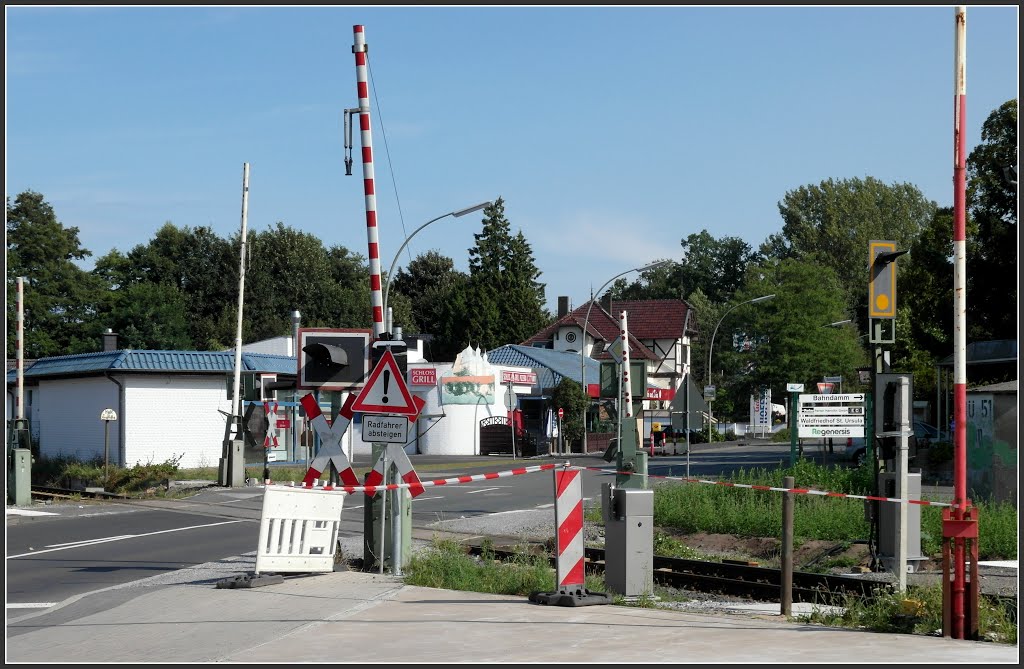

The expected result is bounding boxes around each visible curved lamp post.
[578,259,671,454]
[820,319,855,393]
[382,201,492,334]
[705,293,775,439]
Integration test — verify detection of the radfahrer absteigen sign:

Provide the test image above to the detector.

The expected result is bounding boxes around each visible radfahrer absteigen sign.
[797,393,865,439]
[361,414,408,444]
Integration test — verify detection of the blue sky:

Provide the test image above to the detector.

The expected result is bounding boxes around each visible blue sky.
[6,6,1019,317]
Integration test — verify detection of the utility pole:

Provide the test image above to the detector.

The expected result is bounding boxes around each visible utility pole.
[219,163,250,488]
[8,276,33,506]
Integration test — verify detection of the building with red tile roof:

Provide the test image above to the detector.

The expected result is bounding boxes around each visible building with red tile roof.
[520,296,699,407]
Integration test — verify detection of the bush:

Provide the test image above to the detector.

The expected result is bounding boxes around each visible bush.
[33,452,184,494]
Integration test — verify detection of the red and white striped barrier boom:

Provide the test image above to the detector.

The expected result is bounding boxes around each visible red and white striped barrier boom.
[567,465,957,508]
[274,463,560,496]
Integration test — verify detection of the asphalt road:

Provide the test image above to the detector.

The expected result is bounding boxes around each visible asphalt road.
[5,440,864,617]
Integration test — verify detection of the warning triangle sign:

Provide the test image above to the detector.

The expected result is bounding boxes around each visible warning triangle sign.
[351,349,419,415]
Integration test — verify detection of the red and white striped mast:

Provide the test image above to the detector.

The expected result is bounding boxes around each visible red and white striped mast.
[352,24,385,340]
[949,5,970,639]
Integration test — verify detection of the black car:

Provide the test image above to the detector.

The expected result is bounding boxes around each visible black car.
[844,420,941,466]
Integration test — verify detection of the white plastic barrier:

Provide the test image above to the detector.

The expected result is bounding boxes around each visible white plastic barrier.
[255,486,346,574]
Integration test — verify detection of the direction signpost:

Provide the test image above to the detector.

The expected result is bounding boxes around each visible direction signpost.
[797,393,866,440]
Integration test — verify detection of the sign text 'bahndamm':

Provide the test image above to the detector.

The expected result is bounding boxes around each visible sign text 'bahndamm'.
[361,415,409,444]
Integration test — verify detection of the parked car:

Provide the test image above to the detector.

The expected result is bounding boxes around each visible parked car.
[843,420,941,466]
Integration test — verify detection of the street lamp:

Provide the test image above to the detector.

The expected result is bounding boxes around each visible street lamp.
[579,259,671,454]
[381,201,492,333]
[820,319,856,393]
[705,293,775,439]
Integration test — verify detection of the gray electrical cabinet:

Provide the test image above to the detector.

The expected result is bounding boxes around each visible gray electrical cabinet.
[877,471,928,573]
[601,483,654,597]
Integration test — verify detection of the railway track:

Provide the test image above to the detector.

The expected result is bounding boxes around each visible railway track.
[465,542,1018,619]
[465,543,887,605]
[30,484,128,500]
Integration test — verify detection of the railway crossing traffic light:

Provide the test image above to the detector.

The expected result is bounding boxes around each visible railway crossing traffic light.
[868,240,909,319]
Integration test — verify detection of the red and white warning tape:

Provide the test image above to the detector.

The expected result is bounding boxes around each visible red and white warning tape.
[269,462,562,495]
[567,464,957,508]
[266,460,954,509]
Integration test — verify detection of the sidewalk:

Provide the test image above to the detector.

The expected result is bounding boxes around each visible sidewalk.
[6,559,1017,663]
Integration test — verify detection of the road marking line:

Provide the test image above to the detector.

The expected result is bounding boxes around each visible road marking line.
[5,520,244,559]
[465,487,501,494]
[47,535,133,548]
[6,508,58,516]
[6,603,57,609]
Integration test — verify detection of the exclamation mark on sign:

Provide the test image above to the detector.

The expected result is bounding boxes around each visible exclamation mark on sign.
[382,370,390,403]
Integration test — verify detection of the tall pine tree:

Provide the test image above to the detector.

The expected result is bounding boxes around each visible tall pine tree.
[443,197,550,353]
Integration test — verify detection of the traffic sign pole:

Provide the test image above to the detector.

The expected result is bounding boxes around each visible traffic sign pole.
[358,344,420,574]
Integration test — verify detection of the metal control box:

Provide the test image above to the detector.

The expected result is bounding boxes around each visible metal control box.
[877,471,927,573]
[602,483,654,597]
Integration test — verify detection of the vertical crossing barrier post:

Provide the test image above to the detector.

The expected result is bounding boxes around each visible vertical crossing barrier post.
[529,466,611,606]
[555,468,585,596]
[780,475,794,616]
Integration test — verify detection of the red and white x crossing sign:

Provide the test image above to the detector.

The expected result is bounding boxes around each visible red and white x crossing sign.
[363,443,424,498]
[299,393,360,488]
[263,401,281,449]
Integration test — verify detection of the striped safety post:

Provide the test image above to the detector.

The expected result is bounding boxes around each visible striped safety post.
[352,24,385,340]
[554,467,585,595]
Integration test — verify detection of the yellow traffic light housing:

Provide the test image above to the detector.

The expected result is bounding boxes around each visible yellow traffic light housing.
[868,240,908,319]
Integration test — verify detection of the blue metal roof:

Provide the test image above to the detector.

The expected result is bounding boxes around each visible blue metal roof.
[6,350,296,382]
[486,344,599,390]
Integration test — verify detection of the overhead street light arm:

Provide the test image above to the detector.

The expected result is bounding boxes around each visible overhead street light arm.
[579,259,671,453]
[382,201,492,332]
[581,259,672,378]
[705,294,775,435]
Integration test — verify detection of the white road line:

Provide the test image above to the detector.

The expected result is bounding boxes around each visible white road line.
[6,508,58,517]
[5,520,244,559]
[6,603,57,609]
[47,535,133,548]
[465,487,501,494]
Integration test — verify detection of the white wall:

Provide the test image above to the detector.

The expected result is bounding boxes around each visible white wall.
[38,377,119,463]
[123,375,233,469]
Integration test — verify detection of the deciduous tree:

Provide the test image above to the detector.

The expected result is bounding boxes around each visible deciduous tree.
[6,190,106,357]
